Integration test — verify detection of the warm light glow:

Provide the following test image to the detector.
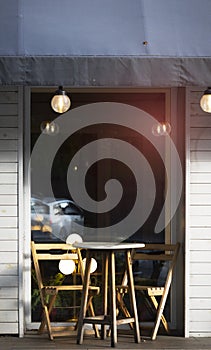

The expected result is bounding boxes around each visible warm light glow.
[59,259,76,275]
[200,88,211,113]
[51,86,71,113]
[40,121,59,135]
[152,122,171,136]
[82,258,97,273]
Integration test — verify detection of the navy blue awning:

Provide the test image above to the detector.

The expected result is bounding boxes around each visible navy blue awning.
[0,0,210,86]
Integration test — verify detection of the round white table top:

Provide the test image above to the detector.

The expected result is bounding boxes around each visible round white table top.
[72,242,145,250]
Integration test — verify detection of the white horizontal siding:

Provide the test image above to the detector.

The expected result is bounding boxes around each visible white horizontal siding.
[190,240,211,250]
[190,262,211,275]
[0,228,17,240]
[0,185,17,195]
[0,88,19,335]
[0,323,18,334]
[0,311,18,322]
[190,298,211,309]
[0,116,18,127]
[190,206,211,215]
[0,288,18,299]
[0,128,18,139]
[0,252,18,264]
[190,228,211,240]
[0,264,18,275]
[0,299,18,310]
[187,87,211,337]
[190,184,211,193]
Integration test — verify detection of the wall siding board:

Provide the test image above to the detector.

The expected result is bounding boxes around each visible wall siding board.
[0,323,18,334]
[0,311,18,322]
[189,310,211,322]
[189,286,211,298]
[0,92,18,104]
[190,128,211,140]
[0,276,18,287]
[0,164,17,173]
[0,104,18,115]
[0,206,17,216]
[190,151,211,161]
[190,116,211,127]
[188,87,211,336]
[0,195,17,205]
[0,264,18,275]
[191,173,211,182]
[0,88,19,334]
[190,275,211,285]
[0,128,18,140]
[190,216,211,226]
[190,140,211,151]
[0,252,18,264]
[0,241,17,251]
[190,228,211,240]
[0,228,17,240]
[190,299,211,309]
[190,240,211,250]
[0,116,18,127]
[0,151,18,162]
[190,251,211,262]
[0,299,18,310]
[0,287,18,299]
[190,184,211,193]
[0,185,17,195]
[190,194,211,205]
[190,262,211,274]
[190,206,211,215]
[0,140,18,150]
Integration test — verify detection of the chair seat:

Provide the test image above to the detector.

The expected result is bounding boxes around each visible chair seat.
[43,285,99,292]
[117,284,164,296]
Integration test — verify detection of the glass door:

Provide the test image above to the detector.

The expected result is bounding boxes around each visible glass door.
[28,88,183,333]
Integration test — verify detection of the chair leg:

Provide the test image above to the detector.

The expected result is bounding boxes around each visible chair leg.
[150,295,169,334]
[39,305,54,340]
[125,250,140,344]
[116,292,134,329]
[38,292,57,340]
[86,295,100,338]
[151,293,170,341]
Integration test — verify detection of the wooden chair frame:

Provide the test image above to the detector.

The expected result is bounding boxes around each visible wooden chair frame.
[116,242,180,340]
[31,241,100,340]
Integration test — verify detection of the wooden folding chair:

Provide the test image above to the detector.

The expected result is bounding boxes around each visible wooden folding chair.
[116,242,180,340]
[31,241,100,340]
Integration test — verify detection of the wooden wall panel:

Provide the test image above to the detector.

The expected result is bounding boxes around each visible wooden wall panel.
[0,88,19,335]
[188,87,211,336]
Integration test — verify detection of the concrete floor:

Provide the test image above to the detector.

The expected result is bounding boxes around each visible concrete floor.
[0,332,211,350]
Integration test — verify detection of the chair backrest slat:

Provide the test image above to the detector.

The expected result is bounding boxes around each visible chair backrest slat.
[31,241,83,291]
[132,242,180,286]
[36,253,78,260]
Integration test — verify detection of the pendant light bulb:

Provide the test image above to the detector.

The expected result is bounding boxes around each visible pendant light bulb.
[51,86,71,113]
[200,87,211,113]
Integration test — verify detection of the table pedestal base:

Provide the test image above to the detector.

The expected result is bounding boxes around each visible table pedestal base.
[76,248,141,347]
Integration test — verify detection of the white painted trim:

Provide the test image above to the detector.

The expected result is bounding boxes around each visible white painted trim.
[23,87,32,331]
[185,86,191,337]
[18,86,24,337]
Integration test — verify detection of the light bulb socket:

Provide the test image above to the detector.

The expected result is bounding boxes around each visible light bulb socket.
[203,87,211,95]
[55,86,68,96]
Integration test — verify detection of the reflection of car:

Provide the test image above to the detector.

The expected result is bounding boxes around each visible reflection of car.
[31,197,84,242]
[31,197,51,233]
